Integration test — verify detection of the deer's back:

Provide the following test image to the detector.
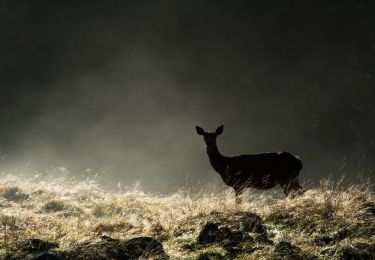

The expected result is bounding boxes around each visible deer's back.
[224,152,302,188]
[230,152,301,170]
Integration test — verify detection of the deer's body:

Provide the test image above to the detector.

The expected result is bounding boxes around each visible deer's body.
[197,125,303,202]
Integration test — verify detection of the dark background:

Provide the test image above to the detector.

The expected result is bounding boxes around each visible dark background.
[1,1,375,192]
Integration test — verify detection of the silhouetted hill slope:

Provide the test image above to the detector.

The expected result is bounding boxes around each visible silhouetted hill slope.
[1,175,374,259]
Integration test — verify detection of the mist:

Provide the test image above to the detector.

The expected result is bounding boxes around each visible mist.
[1,1,375,192]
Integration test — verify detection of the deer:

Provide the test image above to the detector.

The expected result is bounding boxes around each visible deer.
[196,125,304,203]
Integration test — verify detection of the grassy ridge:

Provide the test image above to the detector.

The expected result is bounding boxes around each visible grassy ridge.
[0,175,374,259]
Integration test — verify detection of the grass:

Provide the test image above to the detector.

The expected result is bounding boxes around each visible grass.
[0,174,374,259]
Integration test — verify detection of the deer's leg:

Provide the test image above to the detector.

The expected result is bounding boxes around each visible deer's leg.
[281,184,289,196]
[281,176,304,197]
[289,176,305,197]
[234,188,244,205]
[292,180,305,197]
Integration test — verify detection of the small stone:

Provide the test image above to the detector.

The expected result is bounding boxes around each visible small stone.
[363,202,375,215]
[17,239,58,253]
[118,236,167,259]
[65,237,120,259]
[337,243,375,260]
[197,223,221,244]
[238,212,263,232]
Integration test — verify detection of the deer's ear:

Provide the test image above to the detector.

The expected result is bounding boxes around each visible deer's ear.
[196,126,205,135]
[216,125,224,135]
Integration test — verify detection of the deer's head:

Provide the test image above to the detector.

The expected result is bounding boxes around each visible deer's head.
[196,125,224,147]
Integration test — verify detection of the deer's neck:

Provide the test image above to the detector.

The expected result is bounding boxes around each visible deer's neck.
[206,143,227,175]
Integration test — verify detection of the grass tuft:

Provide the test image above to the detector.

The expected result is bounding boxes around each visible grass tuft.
[1,187,30,202]
[42,200,65,212]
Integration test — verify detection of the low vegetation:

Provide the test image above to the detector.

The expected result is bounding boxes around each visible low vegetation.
[0,174,374,259]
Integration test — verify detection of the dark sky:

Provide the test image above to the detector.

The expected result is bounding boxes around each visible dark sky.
[1,1,375,192]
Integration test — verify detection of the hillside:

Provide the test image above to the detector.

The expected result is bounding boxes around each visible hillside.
[1,174,375,259]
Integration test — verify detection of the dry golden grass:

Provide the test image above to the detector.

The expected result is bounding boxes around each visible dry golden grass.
[0,174,374,259]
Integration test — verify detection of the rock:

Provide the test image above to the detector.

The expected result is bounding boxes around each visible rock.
[206,211,263,233]
[32,253,64,260]
[217,226,232,241]
[219,230,246,251]
[197,223,249,247]
[219,228,246,245]
[197,222,254,257]
[197,223,221,244]
[222,234,254,257]
[337,243,375,260]
[362,202,375,215]
[17,239,58,253]
[118,236,167,259]
[237,212,264,232]
[66,237,120,259]
[274,241,302,259]
[65,236,167,259]
[314,228,350,246]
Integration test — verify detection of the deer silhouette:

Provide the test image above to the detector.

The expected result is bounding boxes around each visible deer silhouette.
[196,125,304,203]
